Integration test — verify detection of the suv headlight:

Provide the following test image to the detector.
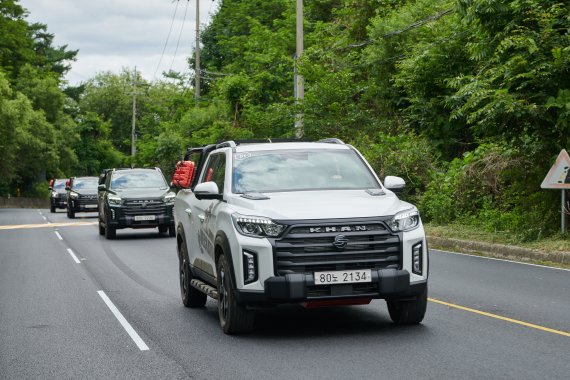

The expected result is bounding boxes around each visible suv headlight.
[388,209,420,232]
[69,191,79,199]
[51,191,59,198]
[164,192,176,204]
[232,214,285,238]
[108,195,122,206]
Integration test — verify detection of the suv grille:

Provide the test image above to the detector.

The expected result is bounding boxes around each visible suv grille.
[76,194,97,205]
[274,221,401,276]
[122,199,168,216]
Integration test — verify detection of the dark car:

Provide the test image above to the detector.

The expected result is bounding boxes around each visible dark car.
[49,179,68,213]
[97,168,176,239]
[66,176,99,218]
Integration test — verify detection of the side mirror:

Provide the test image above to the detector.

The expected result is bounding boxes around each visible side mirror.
[49,179,54,189]
[384,176,406,193]
[98,184,106,191]
[171,161,196,189]
[194,182,223,200]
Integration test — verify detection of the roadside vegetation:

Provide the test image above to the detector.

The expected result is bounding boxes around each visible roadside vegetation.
[1,0,569,245]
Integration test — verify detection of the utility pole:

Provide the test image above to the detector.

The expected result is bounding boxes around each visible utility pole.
[195,0,201,106]
[131,66,137,167]
[294,0,304,138]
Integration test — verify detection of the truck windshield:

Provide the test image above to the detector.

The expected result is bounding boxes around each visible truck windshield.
[110,171,167,189]
[72,178,98,190]
[232,149,380,193]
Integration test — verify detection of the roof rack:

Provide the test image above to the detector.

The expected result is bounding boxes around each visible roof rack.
[216,141,237,149]
[317,138,345,145]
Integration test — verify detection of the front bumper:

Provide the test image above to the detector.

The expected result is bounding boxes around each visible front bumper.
[68,199,98,212]
[235,269,425,305]
[51,197,67,208]
[106,205,174,229]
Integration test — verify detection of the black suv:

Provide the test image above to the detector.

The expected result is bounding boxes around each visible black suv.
[66,176,99,218]
[49,179,68,213]
[98,168,176,239]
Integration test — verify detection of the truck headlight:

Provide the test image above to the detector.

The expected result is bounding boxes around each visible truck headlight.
[108,195,122,206]
[69,191,79,199]
[232,214,285,238]
[164,192,176,204]
[388,209,420,232]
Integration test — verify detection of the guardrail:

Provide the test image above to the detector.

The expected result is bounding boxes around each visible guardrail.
[0,197,49,209]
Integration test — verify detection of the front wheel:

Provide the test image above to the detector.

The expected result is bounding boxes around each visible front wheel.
[216,254,254,334]
[179,242,206,308]
[105,219,116,239]
[67,208,75,219]
[50,204,56,213]
[386,285,427,325]
[168,224,176,237]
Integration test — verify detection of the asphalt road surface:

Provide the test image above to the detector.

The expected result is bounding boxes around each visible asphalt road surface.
[1,208,569,379]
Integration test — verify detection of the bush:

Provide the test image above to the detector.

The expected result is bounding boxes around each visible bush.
[420,141,563,241]
[352,129,437,204]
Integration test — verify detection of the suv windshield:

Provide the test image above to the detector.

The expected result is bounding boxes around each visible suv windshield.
[72,178,98,190]
[53,180,66,190]
[232,149,380,193]
[110,171,167,189]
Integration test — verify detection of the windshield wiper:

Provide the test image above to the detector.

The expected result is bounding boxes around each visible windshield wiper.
[240,192,270,200]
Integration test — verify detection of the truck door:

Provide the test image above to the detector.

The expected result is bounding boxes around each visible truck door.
[189,153,226,277]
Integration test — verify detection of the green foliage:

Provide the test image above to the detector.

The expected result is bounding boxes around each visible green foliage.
[353,130,437,204]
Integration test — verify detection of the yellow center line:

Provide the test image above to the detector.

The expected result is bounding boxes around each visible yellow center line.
[0,222,97,230]
[429,297,570,338]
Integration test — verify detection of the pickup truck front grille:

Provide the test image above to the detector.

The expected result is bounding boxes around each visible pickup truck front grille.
[122,199,168,216]
[76,195,97,206]
[274,221,401,276]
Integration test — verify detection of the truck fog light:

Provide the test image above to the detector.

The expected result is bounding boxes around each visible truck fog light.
[412,243,422,275]
[242,250,257,284]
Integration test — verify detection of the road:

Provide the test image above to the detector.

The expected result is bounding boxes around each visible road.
[1,208,569,379]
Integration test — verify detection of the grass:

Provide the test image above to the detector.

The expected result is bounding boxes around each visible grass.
[425,223,570,253]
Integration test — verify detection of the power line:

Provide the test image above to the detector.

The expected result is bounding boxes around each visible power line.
[153,0,181,82]
[169,0,190,73]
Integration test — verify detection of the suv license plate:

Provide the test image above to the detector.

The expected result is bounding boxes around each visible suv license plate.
[134,215,156,221]
[314,269,372,285]
[85,204,97,209]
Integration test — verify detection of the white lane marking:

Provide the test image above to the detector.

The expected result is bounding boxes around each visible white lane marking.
[433,249,570,272]
[54,231,63,240]
[66,248,81,264]
[97,291,149,351]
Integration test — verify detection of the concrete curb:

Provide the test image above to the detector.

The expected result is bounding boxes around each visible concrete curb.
[428,236,570,267]
[0,197,49,209]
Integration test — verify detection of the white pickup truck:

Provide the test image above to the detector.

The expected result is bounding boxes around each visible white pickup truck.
[172,139,428,334]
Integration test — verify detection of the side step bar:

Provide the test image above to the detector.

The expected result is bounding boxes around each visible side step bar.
[190,279,219,300]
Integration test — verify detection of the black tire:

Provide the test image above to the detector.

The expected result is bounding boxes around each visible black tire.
[158,225,168,234]
[105,220,116,239]
[168,224,176,237]
[98,219,105,236]
[216,254,254,334]
[67,208,75,219]
[50,204,56,213]
[386,285,428,325]
[178,241,207,308]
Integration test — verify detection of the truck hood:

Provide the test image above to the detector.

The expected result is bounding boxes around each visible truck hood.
[228,190,411,220]
[112,188,170,199]
[72,189,98,196]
